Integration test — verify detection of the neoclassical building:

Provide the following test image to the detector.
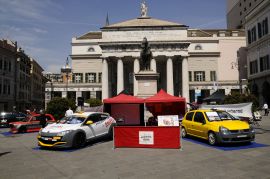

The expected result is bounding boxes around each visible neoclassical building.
[46,3,246,104]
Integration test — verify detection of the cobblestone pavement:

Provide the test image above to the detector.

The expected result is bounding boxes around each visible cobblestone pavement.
[0,114,270,179]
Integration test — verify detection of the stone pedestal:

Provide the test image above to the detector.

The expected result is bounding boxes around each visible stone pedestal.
[135,71,159,98]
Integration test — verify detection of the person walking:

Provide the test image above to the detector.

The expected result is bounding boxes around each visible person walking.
[65,107,73,117]
[263,102,269,116]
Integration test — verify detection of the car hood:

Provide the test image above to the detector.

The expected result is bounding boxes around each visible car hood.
[42,123,80,133]
[210,120,249,130]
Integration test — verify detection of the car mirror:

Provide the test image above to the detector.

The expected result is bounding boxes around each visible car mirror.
[202,120,206,124]
[86,120,93,125]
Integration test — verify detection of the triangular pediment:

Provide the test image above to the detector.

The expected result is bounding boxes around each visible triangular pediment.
[101,17,187,29]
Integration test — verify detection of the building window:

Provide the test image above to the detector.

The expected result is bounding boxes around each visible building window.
[260,55,270,72]
[262,17,269,36]
[98,72,102,83]
[8,61,11,72]
[250,26,257,43]
[195,44,202,50]
[189,71,192,81]
[73,73,83,83]
[210,71,216,81]
[0,58,2,70]
[258,22,262,38]
[4,61,7,71]
[248,30,251,44]
[250,60,258,74]
[194,71,205,81]
[85,73,96,83]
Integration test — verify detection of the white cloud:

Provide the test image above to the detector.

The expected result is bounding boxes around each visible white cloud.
[33,28,48,34]
[197,18,226,28]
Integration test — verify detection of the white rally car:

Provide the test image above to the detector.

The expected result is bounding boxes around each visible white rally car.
[37,112,116,148]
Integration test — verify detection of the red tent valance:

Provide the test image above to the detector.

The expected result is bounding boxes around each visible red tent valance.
[145,89,186,117]
[103,94,144,104]
[145,89,186,103]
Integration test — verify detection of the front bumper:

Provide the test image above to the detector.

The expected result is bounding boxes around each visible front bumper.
[37,131,75,148]
[215,130,255,143]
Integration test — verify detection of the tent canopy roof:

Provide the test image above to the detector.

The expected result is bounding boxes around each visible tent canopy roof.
[203,90,226,102]
[103,94,144,104]
[145,89,186,103]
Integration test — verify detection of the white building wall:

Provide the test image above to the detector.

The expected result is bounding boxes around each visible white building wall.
[218,38,246,81]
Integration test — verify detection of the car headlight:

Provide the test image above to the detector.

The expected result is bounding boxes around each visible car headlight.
[38,129,42,135]
[1,119,7,122]
[249,125,255,133]
[56,130,72,136]
[220,126,230,135]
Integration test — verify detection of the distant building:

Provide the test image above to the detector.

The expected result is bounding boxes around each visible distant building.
[227,0,264,29]
[0,39,45,112]
[227,0,270,105]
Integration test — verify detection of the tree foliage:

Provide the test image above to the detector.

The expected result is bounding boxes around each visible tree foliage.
[85,98,102,107]
[46,97,76,120]
[223,92,259,111]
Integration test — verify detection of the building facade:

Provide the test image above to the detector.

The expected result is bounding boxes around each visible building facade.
[45,3,246,105]
[245,0,270,105]
[0,39,45,112]
[227,0,270,105]
[227,0,264,29]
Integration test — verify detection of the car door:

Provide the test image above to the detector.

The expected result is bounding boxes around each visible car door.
[91,113,109,137]
[81,117,95,140]
[192,112,207,139]
[184,112,194,134]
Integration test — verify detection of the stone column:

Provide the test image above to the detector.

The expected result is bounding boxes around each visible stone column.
[167,57,174,95]
[102,58,109,100]
[150,58,156,72]
[182,56,190,102]
[117,58,124,94]
[133,58,140,96]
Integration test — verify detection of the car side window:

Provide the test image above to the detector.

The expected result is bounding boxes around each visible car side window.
[100,114,108,120]
[45,115,52,121]
[186,112,194,121]
[194,112,205,123]
[88,114,100,123]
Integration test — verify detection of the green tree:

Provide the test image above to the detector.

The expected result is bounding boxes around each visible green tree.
[46,97,76,120]
[85,98,102,107]
[223,92,259,111]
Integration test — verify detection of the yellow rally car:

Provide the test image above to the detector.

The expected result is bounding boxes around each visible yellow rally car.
[181,109,255,145]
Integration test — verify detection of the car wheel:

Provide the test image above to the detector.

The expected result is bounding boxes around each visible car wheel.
[72,133,86,149]
[19,126,27,133]
[208,132,217,146]
[107,126,114,140]
[181,127,187,138]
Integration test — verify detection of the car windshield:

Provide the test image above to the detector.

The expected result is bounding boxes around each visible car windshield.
[58,116,86,124]
[205,111,236,122]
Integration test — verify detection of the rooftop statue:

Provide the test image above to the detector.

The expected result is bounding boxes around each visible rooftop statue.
[141,1,148,17]
[140,37,152,71]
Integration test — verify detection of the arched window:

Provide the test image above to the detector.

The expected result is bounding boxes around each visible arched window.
[88,47,95,52]
[195,44,202,50]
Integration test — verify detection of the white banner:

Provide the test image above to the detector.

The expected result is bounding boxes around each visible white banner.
[200,102,253,118]
[139,131,154,145]
[158,115,179,126]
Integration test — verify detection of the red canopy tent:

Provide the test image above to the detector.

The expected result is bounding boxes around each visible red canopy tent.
[103,94,145,125]
[145,89,186,118]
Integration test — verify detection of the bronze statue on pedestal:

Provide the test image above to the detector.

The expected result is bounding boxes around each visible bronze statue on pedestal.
[140,37,152,71]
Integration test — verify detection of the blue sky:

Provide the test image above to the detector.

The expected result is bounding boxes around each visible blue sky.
[0,0,226,73]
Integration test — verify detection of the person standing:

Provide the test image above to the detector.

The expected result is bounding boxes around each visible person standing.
[263,102,269,116]
[65,107,73,117]
[39,109,47,128]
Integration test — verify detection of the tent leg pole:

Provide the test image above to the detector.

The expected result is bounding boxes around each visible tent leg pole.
[180,125,183,151]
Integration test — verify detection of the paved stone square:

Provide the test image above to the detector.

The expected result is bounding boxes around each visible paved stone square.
[0,114,270,179]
